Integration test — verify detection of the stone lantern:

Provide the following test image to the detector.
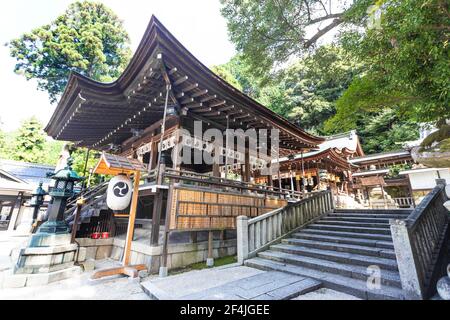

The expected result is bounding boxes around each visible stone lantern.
[3,158,85,288]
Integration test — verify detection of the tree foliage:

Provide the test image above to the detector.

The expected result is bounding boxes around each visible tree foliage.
[334,0,450,125]
[8,1,131,102]
[220,0,372,79]
[13,117,46,163]
[215,46,360,133]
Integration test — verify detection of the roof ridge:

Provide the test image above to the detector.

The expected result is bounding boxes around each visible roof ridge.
[0,158,55,169]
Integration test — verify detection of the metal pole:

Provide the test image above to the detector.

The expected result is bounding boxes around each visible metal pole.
[81,148,90,191]
[156,84,171,183]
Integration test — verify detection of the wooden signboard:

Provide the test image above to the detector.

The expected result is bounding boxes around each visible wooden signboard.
[360,176,386,186]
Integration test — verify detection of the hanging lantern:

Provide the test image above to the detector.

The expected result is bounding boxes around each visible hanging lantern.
[107,175,133,211]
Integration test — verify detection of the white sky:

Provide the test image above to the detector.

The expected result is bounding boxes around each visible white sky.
[0,0,236,132]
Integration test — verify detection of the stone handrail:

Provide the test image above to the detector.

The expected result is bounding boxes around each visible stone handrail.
[393,197,416,208]
[236,190,334,264]
[390,179,449,299]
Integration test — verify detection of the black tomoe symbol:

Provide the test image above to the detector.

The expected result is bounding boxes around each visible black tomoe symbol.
[113,182,129,197]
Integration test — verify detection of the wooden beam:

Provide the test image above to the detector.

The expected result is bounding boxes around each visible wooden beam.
[185,102,203,109]
[218,105,235,112]
[173,75,188,85]
[181,83,199,92]
[200,94,217,103]
[191,89,208,98]
[168,67,177,75]
[210,100,226,108]
[180,97,194,104]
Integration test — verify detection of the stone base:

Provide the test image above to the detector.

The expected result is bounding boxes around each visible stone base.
[206,258,214,267]
[159,267,168,278]
[79,259,95,272]
[15,242,77,275]
[28,232,71,248]
[1,266,82,288]
[11,229,81,287]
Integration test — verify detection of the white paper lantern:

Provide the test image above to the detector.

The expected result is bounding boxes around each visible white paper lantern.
[106,175,132,211]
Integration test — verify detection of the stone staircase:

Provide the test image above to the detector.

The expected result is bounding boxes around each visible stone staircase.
[245,209,411,300]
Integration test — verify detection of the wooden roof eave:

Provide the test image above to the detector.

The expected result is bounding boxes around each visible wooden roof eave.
[45,15,323,150]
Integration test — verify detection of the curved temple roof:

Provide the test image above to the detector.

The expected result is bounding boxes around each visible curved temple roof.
[276,130,364,170]
[45,16,324,153]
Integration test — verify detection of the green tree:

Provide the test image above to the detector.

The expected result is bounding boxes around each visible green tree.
[220,0,372,79]
[8,1,131,103]
[334,0,450,126]
[13,117,46,163]
[279,45,360,132]
[211,65,243,91]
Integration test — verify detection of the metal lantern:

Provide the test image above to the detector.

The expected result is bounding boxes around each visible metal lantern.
[34,157,83,236]
[30,182,47,207]
[30,181,47,221]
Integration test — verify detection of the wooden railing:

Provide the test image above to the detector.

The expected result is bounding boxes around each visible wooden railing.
[236,190,334,263]
[162,168,313,201]
[64,181,108,217]
[390,180,449,299]
[393,197,416,208]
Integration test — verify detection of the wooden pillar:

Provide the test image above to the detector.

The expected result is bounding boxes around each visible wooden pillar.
[150,191,163,246]
[159,182,175,277]
[123,171,141,266]
[150,140,158,170]
[190,232,198,243]
[213,163,221,177]
[295,173,301,192]
[244,144,250,182]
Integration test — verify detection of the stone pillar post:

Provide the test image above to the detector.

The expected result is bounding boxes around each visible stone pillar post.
[390,219,423,299]
[237,215,249,264]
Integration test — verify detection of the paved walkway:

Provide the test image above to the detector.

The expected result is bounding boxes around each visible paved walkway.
[141,264,359,300]
[0,231,359,300]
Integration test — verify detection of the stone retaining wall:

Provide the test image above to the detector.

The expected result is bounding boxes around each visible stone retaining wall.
[110,238,237,273]
[74,238,113,262]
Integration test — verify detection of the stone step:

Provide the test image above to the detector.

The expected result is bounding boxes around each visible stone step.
[282,238,396,259]
[333,209,411,215]
[257,250,402,288]
[269,244,398,271]
[245,257,405,300]
[327,213,409,219]
[317,220,391,229]
[307,224,392,235]
[291,232,394,249]
[301,228,393,241]
[322,216,394,223]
